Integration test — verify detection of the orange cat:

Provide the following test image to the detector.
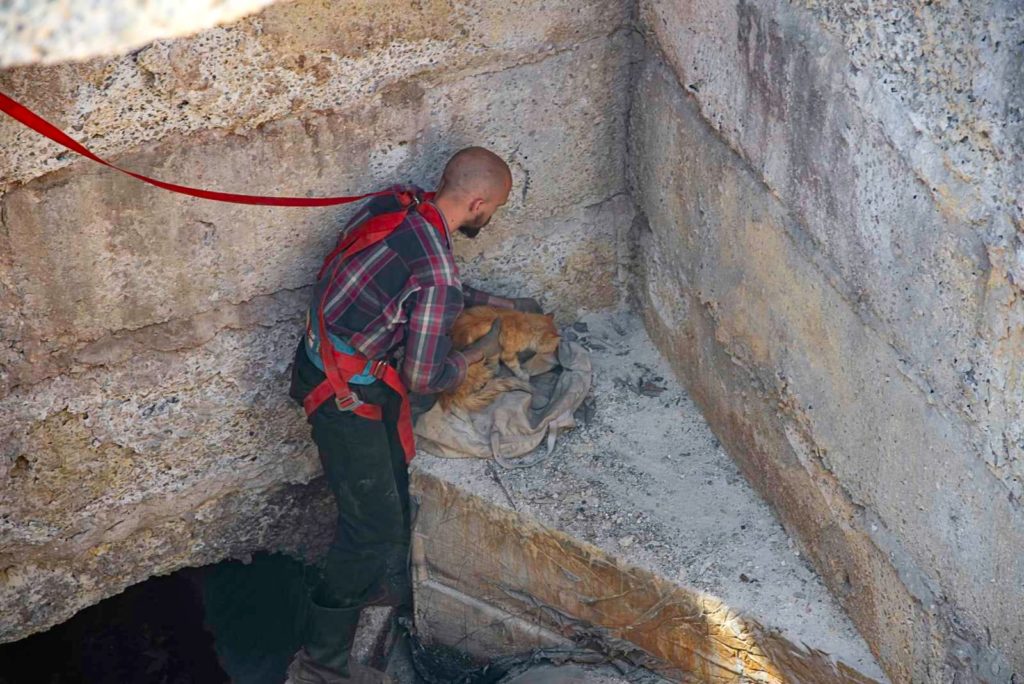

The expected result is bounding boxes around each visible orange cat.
[439,306,561,413]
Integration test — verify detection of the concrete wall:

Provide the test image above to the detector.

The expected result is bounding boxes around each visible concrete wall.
[0,0,276,68]
[629,1,1023,682]
[0,0,634,642]
[4,0,1022,680]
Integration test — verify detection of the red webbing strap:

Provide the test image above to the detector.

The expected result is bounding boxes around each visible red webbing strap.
[414,201,444,239]
[307,195,422,419]
[317,209,411,280]
[309,303,413,460]
[0,90,390,207]
[316,191,437,279]
[302,368,414,463]
[302,380,336,417]
[379,365,416,463]
[314,265,383,422]
[306,195,447,462]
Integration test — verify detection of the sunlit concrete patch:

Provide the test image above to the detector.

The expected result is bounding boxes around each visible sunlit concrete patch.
[410,311,886,683]
[0,0,633,643]
[0,0,280,68]
[628,46,1024,681]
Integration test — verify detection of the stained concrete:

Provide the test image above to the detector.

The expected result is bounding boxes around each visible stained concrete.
[629,41,1022,682]
[0,0,629,190]
[0,0,634,643]
[635,0,1024,507]
[0,0,1021,681]
[411,311,886,682]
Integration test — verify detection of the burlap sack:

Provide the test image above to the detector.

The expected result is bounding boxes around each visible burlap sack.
[413,340,592,465]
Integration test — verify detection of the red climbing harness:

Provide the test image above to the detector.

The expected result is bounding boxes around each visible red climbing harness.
[302,190,445,463]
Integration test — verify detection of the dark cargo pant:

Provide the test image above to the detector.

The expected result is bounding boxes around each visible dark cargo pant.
[288,338,436,667]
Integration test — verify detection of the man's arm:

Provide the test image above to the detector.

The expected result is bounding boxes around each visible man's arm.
[400,286,469,394]
[462,283,542,313]
[462,283,510,308]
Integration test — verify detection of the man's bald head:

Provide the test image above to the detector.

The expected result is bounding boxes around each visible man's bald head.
[440,146,512,201]
[434,146,513,239]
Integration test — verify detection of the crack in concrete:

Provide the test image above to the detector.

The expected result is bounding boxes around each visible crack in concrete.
[2,284,311,397]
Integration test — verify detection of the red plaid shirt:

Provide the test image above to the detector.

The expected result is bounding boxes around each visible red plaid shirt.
[310,185,500,394]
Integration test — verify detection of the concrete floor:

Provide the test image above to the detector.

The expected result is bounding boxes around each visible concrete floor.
[383,630,671,684]
[411,310,887,682]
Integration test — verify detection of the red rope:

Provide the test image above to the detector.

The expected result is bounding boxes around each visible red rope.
[0,90,387,207]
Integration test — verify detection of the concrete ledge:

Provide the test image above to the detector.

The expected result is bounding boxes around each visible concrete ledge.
[409,312,885,683]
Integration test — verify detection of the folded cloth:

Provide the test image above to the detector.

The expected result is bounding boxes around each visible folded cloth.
[413,340,592,464]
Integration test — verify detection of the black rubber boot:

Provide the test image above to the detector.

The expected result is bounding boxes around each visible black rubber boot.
[286,648,393,684]
[286,602,392,683]
[305,601,361,674]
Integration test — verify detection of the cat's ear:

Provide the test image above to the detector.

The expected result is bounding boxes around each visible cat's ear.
[545,313,554,319]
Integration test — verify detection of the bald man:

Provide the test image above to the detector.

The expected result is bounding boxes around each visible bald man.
[286,147,539,683]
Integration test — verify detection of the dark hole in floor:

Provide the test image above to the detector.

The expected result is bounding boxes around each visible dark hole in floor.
[0,553,309,684]
[0,552,665,684]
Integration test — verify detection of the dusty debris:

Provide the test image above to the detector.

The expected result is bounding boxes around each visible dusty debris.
[410,310,887,683]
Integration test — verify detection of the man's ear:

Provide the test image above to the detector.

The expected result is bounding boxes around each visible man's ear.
[469,197,486,213]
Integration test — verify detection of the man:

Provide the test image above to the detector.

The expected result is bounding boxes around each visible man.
[286,147,541,683]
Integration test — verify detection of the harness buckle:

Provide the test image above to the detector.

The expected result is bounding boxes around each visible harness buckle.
[369,359,389,379]
[335,391,364,412]
[396,190,421,209]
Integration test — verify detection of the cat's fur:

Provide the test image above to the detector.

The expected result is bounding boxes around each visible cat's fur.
[439,306,561,413]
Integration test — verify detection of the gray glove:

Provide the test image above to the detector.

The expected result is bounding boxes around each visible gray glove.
[463,318,503,359]
[512,297,543,314]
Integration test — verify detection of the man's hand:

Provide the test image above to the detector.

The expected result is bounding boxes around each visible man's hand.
[512,297,543,314]
[462,319,503,364]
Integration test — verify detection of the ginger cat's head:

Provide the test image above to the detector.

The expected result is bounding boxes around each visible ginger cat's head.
[519,312,560,375]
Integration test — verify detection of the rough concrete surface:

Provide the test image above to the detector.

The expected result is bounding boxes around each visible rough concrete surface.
[0,31,632,395]
[637,0,1024,502]
[411,311,886,683]
[792,0,1023,227]
[0,0,633,644]
[629,49,1022,682]
[496,664,667,684]
[1,0,1022,682]
[0,0,278,68]
[0,0,629,189]
[0,314,337,641]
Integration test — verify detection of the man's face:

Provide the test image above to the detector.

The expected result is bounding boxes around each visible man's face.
[458,182,511,239]
[457,210,491,239]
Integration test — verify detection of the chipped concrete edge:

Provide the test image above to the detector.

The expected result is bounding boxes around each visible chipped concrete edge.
[0,0,282,68]
[410,466,882,683]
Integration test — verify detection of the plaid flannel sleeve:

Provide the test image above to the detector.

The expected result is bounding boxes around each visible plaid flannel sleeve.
[400,284,468,394]
[462,283,512,308]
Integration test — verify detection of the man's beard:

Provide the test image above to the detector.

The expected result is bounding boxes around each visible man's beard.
[457,211,491,239]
